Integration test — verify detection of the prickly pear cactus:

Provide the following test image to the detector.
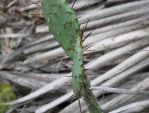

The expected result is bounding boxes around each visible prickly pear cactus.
[42,0,81,59]
[0,82,16,113]
[42,0,102,113]
[72,37,102,113]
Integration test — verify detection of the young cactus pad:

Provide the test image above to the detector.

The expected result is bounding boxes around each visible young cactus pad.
[42,0,81,59]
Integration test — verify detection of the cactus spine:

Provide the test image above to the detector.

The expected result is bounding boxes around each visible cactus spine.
[42,0,102,113]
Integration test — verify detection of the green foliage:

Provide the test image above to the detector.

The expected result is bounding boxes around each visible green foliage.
[42,0,102,112]
[42,0,81,59]
[0,82,16,113]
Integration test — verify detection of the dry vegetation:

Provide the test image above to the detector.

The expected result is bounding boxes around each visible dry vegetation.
[0,0,149,113]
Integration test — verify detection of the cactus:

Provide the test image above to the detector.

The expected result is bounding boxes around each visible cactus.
[0,82,16,113]
[72,37,102,113]
[42,0,102,113]
[42,0,81,59]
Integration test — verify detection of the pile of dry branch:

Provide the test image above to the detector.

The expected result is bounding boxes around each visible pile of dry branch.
[0,0,149,113]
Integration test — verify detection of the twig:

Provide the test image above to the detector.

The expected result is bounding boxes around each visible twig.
[109,99,149,113]
[101,76,149,111]
[85,28,149,53]
[81,7,149,30]
[90,86,149,95]
[79,0,149,22]
[0,33,29,39]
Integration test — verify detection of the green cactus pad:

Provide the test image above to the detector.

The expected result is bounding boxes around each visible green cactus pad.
[0,82,16,113]
[72,37,102,113]
[42,0,102,112]
[42,0,81,59]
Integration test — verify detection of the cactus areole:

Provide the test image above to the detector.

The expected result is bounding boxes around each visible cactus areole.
[42,0,102,113]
